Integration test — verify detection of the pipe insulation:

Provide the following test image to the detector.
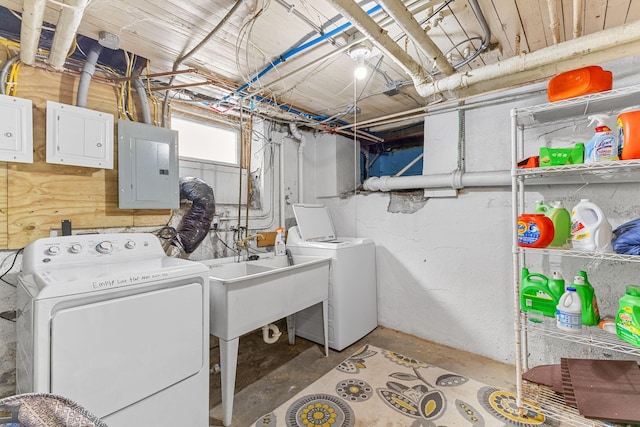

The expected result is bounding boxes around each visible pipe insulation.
[377,0,455,76]
[48,0,91,70]
[76,41,103,108]
[20,0,46,66]
[175,177,216,254]
[419,20,640,99]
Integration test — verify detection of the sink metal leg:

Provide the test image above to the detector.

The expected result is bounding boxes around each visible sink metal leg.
[322,299,329,357]
[220,337,239,427]
[286,314,296,345]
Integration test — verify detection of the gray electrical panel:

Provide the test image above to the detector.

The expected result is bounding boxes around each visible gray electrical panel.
[118,119,179,209]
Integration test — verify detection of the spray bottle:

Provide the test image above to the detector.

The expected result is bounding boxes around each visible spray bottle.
[274,227,286,256]
[585,115,619,163]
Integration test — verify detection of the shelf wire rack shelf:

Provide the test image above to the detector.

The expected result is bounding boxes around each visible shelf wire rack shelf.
[522,382,609,427]
[520,247,640,263]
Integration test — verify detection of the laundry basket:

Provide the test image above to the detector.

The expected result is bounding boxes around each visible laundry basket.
[0,393,107,427]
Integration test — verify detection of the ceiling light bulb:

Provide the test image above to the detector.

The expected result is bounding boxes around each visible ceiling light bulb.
[354,60,367,80]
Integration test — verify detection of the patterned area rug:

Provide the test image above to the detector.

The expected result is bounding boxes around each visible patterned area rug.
[254,344,559,427]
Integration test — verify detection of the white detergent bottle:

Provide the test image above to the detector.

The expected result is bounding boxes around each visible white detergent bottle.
[570,199,613,252]
[584,114,619,163]
[557,287,582,333]
[274,227,286,256]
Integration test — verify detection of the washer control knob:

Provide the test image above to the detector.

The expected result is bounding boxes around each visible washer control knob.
[125,240,136,249]
[96,241,113,254]
[46,246,60,256]
[69,244,82,254]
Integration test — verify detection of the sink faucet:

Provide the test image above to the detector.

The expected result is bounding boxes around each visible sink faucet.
[237,233,265,250]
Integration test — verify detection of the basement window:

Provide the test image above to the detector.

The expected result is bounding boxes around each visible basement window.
[171,116,239,165]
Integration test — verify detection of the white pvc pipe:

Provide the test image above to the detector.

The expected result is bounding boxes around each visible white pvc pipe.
[363,170,510,191]
[20,0,46,66]
[420,21,640,99]
[289,123,305,203]
[49,0,91,70]
[279,134,286,228]
[262,324,282,344]
[546,0,561,44]
[573,0,584,39]
[377,0,455,76]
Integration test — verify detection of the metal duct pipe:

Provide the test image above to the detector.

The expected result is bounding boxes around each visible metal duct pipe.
[327,0,433,96]
[417,20,640,99]
[377,0,455,76]
[573,0,584,38]
[49,0,91,70]
[20,0,46,65]
[546,0,561,44]
[363,170,511,191]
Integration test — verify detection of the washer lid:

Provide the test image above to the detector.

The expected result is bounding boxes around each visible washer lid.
[292,204,336,242]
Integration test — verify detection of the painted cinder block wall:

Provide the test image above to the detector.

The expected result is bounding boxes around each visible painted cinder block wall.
[306,55,640,365]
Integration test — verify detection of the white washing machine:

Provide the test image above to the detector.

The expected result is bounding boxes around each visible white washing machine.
[16,233,210,427]
[286,204,377,351]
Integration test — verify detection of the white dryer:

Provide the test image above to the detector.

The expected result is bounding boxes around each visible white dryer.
[286,204,377,351]
[16,233,210,427]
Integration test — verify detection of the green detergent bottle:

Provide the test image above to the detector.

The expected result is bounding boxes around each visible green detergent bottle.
[520,268,558,318]
[572,271,600,326]
[535,200,571,247]
[616,285,640,347]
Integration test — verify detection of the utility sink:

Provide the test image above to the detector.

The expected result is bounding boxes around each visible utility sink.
[197,254,331,426]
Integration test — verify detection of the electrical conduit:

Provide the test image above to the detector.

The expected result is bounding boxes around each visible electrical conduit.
[76,41,103,108]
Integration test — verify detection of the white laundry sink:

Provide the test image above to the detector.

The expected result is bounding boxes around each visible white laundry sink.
[201,254,330,339]
[197,254,331,427]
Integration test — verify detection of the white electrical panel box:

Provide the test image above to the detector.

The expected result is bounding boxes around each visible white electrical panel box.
[46,101,114,169]
[0,94,33,163]
[118,119,179,209]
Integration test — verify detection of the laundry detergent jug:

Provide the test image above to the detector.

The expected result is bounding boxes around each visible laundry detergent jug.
[572,271,600,326]
[520,268,559,318]
[517,213,554,248]
[535,201,571,247]
[616,285,640,347]
[617,108,640,160]
[557,287,582,333]
[570,199,613,252]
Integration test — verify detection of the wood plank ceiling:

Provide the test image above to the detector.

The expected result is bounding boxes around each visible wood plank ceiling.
[1,0,639,140]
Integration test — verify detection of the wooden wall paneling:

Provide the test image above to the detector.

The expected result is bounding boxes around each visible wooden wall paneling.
[0,163,7,248]
[5,65,168,249]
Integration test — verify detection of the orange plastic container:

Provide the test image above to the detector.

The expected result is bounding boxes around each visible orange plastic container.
[617,109,640,160]
[517,214,555,248]
[547,66,613,102]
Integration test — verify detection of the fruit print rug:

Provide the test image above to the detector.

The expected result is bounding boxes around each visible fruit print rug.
[254,344,558,427]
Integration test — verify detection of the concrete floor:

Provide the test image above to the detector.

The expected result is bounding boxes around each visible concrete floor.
[208,324,516,427]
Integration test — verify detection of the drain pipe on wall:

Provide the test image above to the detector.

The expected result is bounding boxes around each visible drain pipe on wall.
[289,123,306,203]
[363,170,511,192]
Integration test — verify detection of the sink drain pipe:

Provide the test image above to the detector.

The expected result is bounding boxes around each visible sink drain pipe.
[262,323,282,344]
